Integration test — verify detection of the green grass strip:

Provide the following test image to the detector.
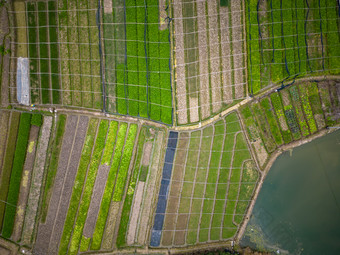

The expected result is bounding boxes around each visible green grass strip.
[79,235,90,252]
[295,0,307,75]
[101,121,119,165]
[282,0,295,78]
[112,124,138,201]
[307,82,324,116]
[31,113,42,127]
[270,92,292,144]
[260,97,284,146]
[289,86,310,136]
[48,1,60,104]
[27,2,40,104]
[68,120,109,255]
[0,112,20,230]
[252,103,276,152]
[271,0,283,83]
[41,114,66,223]
[2,113,32,238]
[91,123,128,250]
[38,2,50,104]
[58,118,98,255]
[116,126,147,248]
[299,84,317,133]
[326,0,340,73]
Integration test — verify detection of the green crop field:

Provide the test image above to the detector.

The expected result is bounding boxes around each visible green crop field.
[246,0,340,94]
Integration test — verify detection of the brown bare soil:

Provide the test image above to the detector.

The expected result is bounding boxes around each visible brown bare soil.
[14,2,27,57]
[0,111,10,174]
[219,6,233,103]
[208,0,222,113]
[103,0,113,14]
[173,0,188,124]
[137,131,164,245]
[231,0,245,99]
[48,116,89,254]
[127,181,145,245]
[314,113,325,130]
[189,97,199,123]
[159,0,168,30]
[196,1,210,120]
[174,214,188,245]
[252,140,268,167]
[83,164,110,238]
[12,125,40,242]
[142,141,153,166]
[33,116,78,253]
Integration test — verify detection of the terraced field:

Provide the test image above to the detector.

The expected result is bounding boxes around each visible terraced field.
[246,0,340,94]
[150,112,259,247]
[173,0,247,125]
[240,79,340,168]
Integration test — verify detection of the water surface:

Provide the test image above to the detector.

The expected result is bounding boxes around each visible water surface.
[241,130,340,254]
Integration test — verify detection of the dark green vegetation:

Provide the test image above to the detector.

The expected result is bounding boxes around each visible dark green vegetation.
[246,0,340,94]
[240,80,340,166]
[2,113,31,237]
[104,0,172,124]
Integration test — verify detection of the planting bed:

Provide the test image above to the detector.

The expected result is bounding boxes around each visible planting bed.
[246,0,340,94]
[172,0,247,124]
[240,79,340,168]
[150,112,259,247]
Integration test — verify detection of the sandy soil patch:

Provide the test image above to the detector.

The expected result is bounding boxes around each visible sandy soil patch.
[84,164,110,238]
[48,116,89,254]
[32,116,77,253]
[189,97,199,123]
[102,201,120,250]
[196,1,210,120]
[219,6,233,103]
[231,0,245,99]
[142,141,153,167]
[174,0,188,124]
[252,140,268,167]
[103,0,113,14]
[127,181,145,245]
[12,125,39,242]
[208,0,222,113]
[137,131,164,245]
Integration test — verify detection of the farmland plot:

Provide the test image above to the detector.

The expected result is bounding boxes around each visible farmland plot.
[102,0,173,124]
[240,79,340,168]
[150,112,259,247]
[246,0,340,94]
[172,0,247,125]
[11,1,102,109]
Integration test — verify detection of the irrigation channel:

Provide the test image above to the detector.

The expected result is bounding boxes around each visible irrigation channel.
[240,129,340,254]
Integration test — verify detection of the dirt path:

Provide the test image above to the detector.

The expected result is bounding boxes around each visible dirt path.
[196,1,210,120]
[33,115,77,254]
[231,0,245,99]
[12,125,40,242]
[48,116,89,254]
[173,0,188,124]
[208,0,222,113]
